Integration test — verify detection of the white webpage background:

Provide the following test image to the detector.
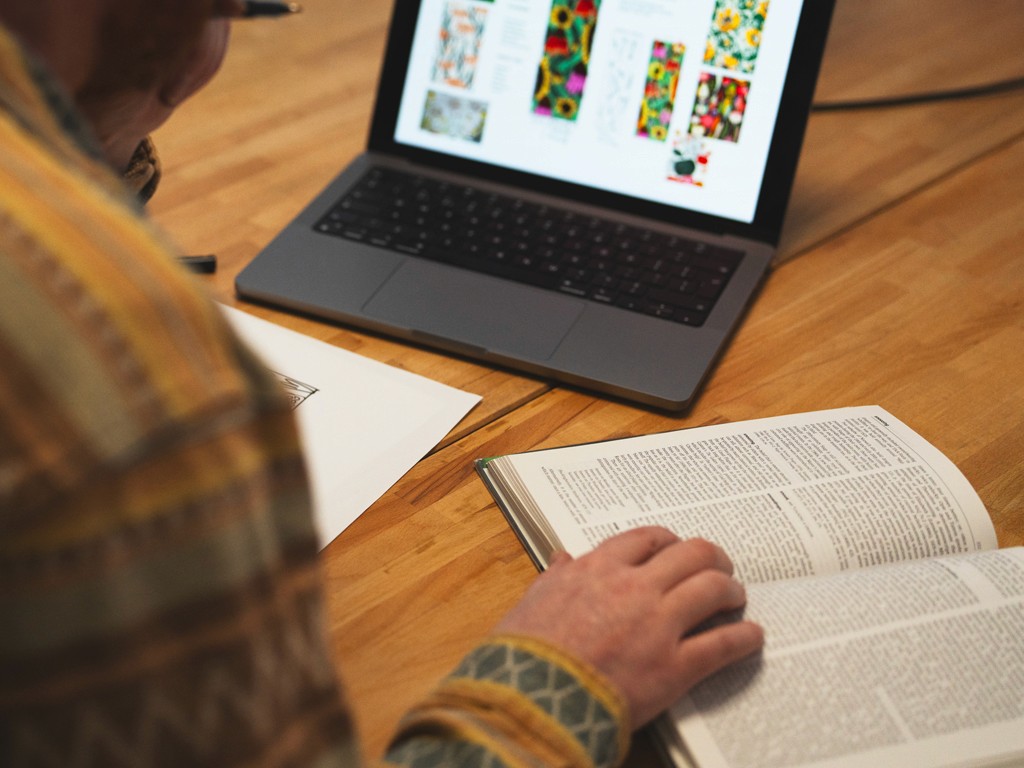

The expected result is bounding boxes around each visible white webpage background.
[394,0,805,223]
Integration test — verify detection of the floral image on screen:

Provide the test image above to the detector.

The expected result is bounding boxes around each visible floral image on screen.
[704,0,769,75]
[668,132,711,186]
[636,40,686,142]
[689,73,748,142]
[421,91,489,143]
[533,0,602,122]
[432,1,489,89]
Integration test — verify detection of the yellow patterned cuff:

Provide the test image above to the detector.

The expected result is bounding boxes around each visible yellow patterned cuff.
[421,634,630,768]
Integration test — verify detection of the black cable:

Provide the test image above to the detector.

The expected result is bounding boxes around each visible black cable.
[811,74,1024,112]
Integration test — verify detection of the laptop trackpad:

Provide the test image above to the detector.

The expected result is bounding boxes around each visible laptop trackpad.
[362,259,582,360]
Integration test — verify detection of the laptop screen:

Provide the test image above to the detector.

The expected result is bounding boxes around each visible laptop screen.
[391,0,808,226]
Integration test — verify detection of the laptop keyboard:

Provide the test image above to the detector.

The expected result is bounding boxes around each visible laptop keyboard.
[313,167,743,327]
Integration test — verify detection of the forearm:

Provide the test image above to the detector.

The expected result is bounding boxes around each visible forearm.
[383,635,630,768]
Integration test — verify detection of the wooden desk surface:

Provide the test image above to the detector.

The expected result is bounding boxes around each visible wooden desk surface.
[150,0,1024,761]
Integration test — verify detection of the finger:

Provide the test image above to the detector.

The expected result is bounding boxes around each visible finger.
[674,620,764,690]
[644,537,735,592]
[665,569,748,632]
[214,0,247,17]
[161,20,231,106]
[592,526,680,565]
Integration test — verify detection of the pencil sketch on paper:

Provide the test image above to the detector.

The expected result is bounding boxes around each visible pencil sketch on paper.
[270,371,319,410]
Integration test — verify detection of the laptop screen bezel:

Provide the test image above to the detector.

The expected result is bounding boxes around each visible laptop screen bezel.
[366,0,836,247]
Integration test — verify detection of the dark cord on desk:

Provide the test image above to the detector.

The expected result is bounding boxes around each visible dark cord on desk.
[812,74,1024,112]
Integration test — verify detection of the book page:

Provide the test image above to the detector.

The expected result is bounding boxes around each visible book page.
[671,547,1024,768]
[484,407,995,582]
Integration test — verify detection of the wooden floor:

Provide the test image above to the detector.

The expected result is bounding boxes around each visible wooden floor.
[150,0,1024,761]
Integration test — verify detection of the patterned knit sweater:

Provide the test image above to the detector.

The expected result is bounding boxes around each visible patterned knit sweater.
[0,23,628,768]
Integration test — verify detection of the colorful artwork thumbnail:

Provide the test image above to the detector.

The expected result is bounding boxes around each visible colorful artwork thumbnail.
[421,91,488,143]
[704,0,769,75]
[690,72,748,143]
[432,1,489,89]
[637,41,686,142]
[668,132,711,186]
[533,0,602,121]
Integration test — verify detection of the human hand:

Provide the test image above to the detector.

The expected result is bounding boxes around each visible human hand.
[92,17,233,172]
[495,527,764,729]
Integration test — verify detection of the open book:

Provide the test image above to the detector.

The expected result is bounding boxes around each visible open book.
[475,406,1023,768]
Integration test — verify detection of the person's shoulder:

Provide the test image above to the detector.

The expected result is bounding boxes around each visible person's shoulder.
[0,120,284,495]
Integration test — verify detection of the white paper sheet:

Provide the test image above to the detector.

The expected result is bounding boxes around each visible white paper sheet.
[221,305,481,548]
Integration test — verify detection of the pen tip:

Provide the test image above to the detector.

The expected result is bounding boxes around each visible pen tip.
[288,2,303,11]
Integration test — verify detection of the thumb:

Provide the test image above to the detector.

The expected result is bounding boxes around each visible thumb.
[159,20,231,107]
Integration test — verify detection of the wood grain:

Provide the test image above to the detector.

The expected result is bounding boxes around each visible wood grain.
[142,0,1024,762]
[780,0,1024,261]
[147,0,1024,430]
[148,0,551,437]
[326,134,1024,760]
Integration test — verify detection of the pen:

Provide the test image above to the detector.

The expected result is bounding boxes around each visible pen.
[241,1,303,17]
[177,254,218,274]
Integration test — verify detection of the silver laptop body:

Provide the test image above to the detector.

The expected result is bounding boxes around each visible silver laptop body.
[237,0,835,411]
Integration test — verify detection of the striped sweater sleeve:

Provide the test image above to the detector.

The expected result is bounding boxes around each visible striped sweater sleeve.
[0,22,633,768]
[383,635,629,768]
[0,29,359,765]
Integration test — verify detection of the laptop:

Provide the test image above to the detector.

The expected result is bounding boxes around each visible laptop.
[236,0,836,411]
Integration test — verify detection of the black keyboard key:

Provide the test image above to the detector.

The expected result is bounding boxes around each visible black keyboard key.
[311,168,740,327]
[557,279,589,298]
[698,277,727,299]
[642,302,678,320]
